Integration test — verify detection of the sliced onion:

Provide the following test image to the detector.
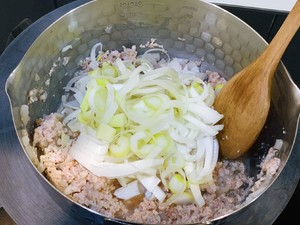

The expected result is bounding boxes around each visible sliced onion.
[58,43,225,206]
[87,159,164,178]
[114,180,144,200]
[89,43,103,69]
[189,183,205,207]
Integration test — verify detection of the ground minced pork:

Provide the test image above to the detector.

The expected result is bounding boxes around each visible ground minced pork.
[31,113,279,224]
[31,45,281,224]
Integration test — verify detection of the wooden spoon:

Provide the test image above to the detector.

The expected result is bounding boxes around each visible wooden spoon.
[214,0,300,159]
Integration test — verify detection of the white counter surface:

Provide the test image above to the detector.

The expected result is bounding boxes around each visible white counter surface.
[208,0,296,12]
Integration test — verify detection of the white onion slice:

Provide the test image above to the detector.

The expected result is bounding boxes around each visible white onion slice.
[114,180,144,200]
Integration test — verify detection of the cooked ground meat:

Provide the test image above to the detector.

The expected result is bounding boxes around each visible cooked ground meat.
[32,113,271,224]
[31,46,281,224]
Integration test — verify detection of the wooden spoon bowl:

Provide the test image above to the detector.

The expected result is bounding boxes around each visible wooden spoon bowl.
[214,0,300,159]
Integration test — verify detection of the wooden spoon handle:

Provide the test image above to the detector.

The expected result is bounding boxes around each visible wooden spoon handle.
[261,0,300,69]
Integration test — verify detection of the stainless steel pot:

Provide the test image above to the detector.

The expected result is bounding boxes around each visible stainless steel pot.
[1,0,300,224]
